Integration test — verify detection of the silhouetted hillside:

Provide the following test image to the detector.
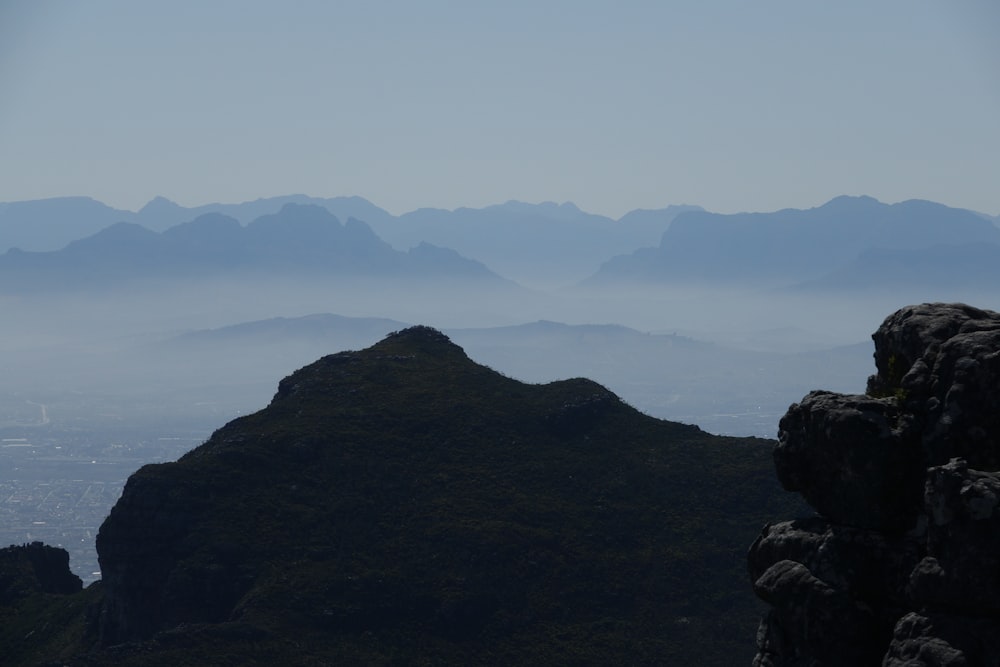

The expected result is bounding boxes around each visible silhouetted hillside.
[1,328,803,665]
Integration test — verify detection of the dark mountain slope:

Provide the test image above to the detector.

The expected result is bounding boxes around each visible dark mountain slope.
[2,327,803,665]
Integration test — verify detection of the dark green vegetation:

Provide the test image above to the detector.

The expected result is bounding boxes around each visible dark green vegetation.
[2,327,803,665]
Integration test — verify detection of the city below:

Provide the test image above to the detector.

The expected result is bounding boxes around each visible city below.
[1,397,226,583]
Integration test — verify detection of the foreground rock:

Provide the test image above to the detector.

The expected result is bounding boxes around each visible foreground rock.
[750,303,1000,665]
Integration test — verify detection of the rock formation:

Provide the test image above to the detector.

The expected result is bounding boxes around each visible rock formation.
[750,303,1000,665]
[0,542,82,605]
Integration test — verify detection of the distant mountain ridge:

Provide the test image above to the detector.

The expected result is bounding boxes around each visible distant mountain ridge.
[0,195,702,288]
[792,242,1000,293]
[0,196,135,253]
[588,195,1000,292]
[134,194,396,233]
[2,193,997,293]
[374,201,704,287]
[0,195,397,252]
[0,204,510,293]
[153,312,873,438]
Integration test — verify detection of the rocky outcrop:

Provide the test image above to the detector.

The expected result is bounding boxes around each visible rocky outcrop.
[0,541,82,604]
[750,303,1000,665]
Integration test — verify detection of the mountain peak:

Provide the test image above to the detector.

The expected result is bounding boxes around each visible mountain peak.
[275,201,337,218]
[819,194,884,210]
[495,199,584,217]
[65,330,799,662]
[137,196,182,214]
[380,324,465,353]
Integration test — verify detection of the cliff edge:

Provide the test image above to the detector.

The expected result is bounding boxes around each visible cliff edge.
[750,302,1000,665]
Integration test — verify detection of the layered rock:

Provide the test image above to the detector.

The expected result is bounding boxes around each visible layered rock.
[750,303,1000,665]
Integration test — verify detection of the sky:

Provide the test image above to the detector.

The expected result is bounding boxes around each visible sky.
[1,0,998,218]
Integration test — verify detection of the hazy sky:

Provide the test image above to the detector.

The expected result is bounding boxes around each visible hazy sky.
[1,1,998,217]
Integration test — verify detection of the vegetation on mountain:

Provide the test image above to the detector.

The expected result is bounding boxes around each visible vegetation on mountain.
[2,327,803,665]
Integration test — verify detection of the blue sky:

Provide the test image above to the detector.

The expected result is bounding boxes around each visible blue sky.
[1,1,997,217]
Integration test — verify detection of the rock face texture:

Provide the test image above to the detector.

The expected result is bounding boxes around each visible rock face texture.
[750,303,1000,666]
[0,542,82,605]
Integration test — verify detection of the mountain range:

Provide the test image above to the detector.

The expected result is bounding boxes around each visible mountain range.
[0,195,701,288]
[4,188,999,664]
[0,204,512,294]
[588,195,1000,292]
[1,193,998,295]
[0,195,393,249]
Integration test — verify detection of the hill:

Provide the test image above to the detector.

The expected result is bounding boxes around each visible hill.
[1,327,803,665]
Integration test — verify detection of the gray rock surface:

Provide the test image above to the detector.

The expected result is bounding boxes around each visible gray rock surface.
[911,459,1000,614]
[775,391,922,531]
[870,302,1000,469]
[750,303,1000,665]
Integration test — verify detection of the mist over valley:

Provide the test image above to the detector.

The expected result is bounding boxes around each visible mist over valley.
[2,192,999,591]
